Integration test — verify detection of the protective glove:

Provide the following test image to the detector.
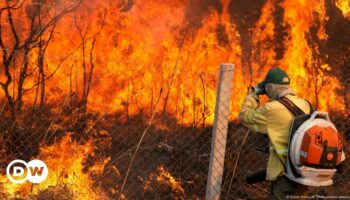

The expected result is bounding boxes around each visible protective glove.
[247,91,260,102]
[246,168,267,184]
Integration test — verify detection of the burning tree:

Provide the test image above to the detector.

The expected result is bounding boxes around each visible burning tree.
[0,0,82,116]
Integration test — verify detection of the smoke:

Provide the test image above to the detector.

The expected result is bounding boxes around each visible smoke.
[323,0,350,84]
[185,0,222,30]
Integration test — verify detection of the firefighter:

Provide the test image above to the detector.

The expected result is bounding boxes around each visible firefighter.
[239,67,311,200]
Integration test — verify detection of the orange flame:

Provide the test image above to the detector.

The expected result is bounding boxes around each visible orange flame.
[0,0,346,124]
[280,0,343,111]
[336,0,350,18]
[144,165,185,197]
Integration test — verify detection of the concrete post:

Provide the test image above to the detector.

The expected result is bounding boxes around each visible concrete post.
[205,63,235,200]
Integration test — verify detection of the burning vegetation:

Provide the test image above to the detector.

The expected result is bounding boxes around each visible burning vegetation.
[0,0,349,199]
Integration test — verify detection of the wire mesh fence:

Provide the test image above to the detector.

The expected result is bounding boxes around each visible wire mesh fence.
[0,97,215,199]
[0,63,349,200]
[0,64,223,199]
[0,97,216,199]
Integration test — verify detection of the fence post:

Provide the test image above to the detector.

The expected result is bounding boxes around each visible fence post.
[205,63,234,200]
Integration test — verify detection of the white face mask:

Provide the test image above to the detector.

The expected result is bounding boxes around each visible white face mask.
[265,83,294,100]
[265,84,278,100]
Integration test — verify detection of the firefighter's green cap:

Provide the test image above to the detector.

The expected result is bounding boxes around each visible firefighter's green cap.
[258,67,290,88]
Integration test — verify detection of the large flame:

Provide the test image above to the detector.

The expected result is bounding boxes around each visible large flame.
[40,0,347,121]
[280,0,342,110]
[0,0,346,123]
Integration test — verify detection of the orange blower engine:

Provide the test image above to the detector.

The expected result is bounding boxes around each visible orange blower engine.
[300,125,343,168]
[285,111,345,186]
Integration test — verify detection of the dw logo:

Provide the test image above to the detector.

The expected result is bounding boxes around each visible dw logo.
[6,159,48,184]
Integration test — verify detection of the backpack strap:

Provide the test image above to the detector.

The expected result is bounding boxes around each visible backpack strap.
[305,100,315,113]
[277,97,314,178]
[277,97,306,116]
